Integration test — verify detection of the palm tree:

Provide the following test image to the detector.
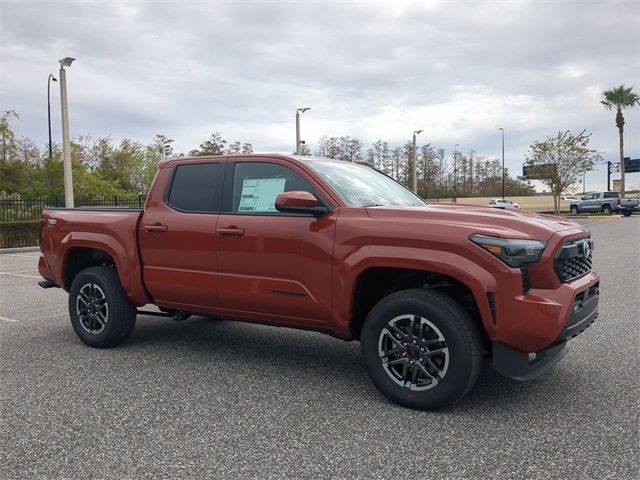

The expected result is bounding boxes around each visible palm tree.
[601,85,640,197]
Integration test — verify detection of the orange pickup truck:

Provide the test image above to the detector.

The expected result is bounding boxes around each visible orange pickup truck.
[38,154,599,410]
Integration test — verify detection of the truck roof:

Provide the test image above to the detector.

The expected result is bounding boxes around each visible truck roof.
[158,153,341,169]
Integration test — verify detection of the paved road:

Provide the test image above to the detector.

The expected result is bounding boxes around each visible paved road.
[1,217,638,479]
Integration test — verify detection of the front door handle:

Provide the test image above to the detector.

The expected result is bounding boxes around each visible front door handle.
[143,224,168,233]
[216,227,245,237]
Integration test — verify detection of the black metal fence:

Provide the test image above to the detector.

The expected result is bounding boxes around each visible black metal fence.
[0,195,146,222]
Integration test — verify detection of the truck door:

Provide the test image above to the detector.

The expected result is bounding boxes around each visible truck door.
[138,160,226,309]
[588,193,601,211]
[215,159,336,323]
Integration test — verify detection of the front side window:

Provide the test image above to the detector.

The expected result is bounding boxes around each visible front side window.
[232,162,316,213]
[167,162,222,212]
[303,159,424,207]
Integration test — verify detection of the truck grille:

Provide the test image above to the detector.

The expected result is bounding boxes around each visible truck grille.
[554,238,594,283]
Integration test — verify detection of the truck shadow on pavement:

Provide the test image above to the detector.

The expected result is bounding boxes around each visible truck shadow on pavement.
[59,314,585,414]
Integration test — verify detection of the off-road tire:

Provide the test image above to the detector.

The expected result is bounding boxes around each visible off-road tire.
[570,205,579,215]
[361,288,482,411]
[68,266,137,348]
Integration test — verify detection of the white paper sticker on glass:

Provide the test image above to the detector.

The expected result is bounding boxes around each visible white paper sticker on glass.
[238,178,286,212]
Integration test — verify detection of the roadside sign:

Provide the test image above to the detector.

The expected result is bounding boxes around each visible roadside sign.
[624,157,640,174]
[613,179,621,192]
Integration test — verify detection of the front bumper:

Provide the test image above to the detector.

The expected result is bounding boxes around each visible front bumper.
[492,279,599,381]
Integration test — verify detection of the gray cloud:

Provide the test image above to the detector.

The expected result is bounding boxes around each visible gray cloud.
[2,0,639,190]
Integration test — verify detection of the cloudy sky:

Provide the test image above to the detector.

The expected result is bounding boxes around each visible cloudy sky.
[2,0,639,190]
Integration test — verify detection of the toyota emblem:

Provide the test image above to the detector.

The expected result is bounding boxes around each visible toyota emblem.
[583,240,591,258]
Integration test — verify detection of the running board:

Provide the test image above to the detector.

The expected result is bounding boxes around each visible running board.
[136,309,174,318]
[136,310,192,322]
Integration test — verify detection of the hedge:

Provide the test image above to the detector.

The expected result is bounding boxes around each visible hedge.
[0,221,40,248]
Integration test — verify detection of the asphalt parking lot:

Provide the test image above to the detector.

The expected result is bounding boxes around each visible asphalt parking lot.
[1,217,638,479]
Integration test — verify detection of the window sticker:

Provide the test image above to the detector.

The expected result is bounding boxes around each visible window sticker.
[238,178,286,212]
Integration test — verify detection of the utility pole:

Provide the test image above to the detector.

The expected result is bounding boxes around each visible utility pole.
[59,57,76,207]
[295,107,310,155]
[412,130,423,194]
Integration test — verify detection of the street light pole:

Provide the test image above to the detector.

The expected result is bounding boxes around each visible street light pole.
[453,143,459,202]
[295,107,310,155]
[59,57,76,208]
[412,129,423,194]
[47,74,57,159]
[499,128,505,199]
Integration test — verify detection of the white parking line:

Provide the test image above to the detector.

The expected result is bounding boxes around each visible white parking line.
[0,316,19,323]
[0,271,42,279]
[1,254,40,259]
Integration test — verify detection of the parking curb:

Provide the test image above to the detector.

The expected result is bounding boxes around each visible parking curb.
[0,246,40,254]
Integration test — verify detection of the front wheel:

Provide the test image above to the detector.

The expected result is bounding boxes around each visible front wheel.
[361,288,482,410]
[68,266,137,348]
[570,205,579,215]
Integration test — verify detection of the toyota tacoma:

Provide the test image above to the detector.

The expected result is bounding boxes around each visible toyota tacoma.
[38,154,599,410]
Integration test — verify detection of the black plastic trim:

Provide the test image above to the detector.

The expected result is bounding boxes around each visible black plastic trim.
[38,280,57,289]
[492,341,570,381]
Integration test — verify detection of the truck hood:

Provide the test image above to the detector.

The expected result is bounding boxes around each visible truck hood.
[365,203,586,241]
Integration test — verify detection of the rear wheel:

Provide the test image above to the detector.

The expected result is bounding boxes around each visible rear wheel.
[570,205,579,215]
[361,288,482,410]
[623,209,632,217]
[602,204,612,215]
[68,266,137,348]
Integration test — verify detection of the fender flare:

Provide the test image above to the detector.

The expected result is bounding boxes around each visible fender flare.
[59,232,150,306]
[333,245,500,338]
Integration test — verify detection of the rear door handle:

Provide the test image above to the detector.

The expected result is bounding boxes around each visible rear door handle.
[216,227,245,237]
[143,224,168,233]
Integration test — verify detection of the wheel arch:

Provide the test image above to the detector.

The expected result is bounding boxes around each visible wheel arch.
[60,234,150,305]
[338,251,497,343]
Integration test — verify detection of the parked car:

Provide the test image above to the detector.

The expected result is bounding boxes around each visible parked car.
[561,195,578,201]
[488,198,520,209]
[38,154,599,411]
[569,191,621,215]
[619,193,640,217]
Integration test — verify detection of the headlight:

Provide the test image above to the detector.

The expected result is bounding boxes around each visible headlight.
[470,235,546,267]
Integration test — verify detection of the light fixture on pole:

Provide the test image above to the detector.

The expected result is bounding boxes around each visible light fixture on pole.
[59,57,76,208]
[498,128,505,199]
[453,143,460,202]
[412,130,423,194]
[295,107,310,155]
[47,74,57,159]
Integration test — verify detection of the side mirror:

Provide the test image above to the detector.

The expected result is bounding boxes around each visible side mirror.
[275,191,328,217]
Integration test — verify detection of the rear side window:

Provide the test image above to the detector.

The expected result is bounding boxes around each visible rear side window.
[603,192,620,198]
[167,163,222,212]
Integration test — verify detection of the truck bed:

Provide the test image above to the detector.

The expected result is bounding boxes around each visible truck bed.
[39,207,149,304]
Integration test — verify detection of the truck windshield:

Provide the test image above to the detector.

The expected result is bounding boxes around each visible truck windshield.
[303,159,426,207]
